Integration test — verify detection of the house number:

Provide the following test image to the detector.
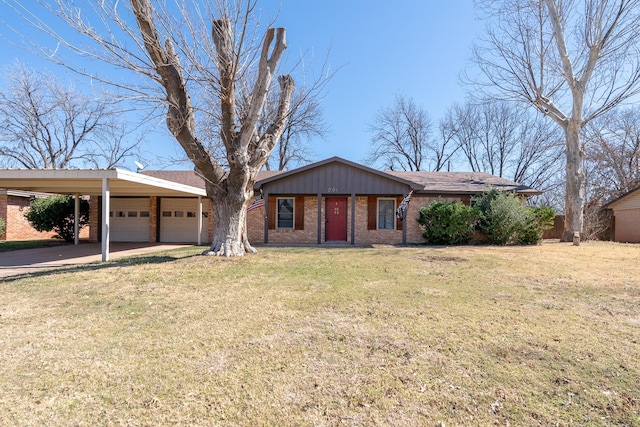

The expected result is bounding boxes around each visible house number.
[327,187,338,193]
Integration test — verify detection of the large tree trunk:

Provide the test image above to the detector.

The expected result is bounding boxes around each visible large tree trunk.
[131,0,293,256]
[202,169,259,257]
[562,122,585,241]
[204,190,252,256]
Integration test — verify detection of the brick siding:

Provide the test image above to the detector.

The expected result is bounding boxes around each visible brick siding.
[245,195,466,245]
[1,194,90,241]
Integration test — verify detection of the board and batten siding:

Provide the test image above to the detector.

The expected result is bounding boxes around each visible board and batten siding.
[260,162,410,195]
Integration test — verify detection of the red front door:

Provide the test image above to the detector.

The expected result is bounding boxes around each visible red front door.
[326,198,347,241]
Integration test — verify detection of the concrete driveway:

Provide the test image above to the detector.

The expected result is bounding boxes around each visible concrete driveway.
[0,242,192,278]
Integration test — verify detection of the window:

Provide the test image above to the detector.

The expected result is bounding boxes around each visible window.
[117,211,126,218]
[140,211,150,218]
[276,198,294,229]
[128,211,138,217]
[378,198,396,230]
[174,211,184,218]
[162,211,172,217]
[187,211,196,218]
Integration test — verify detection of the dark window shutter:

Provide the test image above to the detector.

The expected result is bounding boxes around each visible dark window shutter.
[268,196,276,230]
[396,196,403,230]
[461,197,471,206]
[295,197,304,230]
[367,197,377,230]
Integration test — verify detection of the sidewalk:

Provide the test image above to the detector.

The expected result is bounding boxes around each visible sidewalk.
[0,242,191,278]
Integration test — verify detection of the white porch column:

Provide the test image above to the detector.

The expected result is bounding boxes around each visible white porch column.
[74,193,80,246]
[101,178,110,262]
[197,195,203,246]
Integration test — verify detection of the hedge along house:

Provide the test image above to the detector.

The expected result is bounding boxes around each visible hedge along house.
[245,157,542,245]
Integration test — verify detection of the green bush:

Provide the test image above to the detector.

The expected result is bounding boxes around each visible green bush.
[518,206,555,245]
[475,189,554,245]
[417,200,481,245]
[0,216,5,237]
[476,189,527,245]
[25,195,90,242]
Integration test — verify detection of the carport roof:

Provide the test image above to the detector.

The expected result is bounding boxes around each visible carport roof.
[0,168,207,197]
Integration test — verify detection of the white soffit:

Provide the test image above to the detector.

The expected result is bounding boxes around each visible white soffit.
[0,169,206,197]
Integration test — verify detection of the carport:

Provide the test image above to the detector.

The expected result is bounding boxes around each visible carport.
[0,169,207,261]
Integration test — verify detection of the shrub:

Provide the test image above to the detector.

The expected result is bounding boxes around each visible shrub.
[25,195,90,242]
[476,189,528,245]
[0,216,5,237]
[518,206,555,245]
[475,188,554,245]
[417,200,481,245]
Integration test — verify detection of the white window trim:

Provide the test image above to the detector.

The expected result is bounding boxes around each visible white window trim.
[377,197,396,230]
[276,197,295,230]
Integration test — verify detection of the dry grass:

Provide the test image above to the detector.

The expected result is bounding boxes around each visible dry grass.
[0,241,639,426]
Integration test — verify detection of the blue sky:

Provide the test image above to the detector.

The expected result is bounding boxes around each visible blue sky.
[0,1,483,170]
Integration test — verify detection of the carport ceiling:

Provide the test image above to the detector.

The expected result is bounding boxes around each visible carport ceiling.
[0,169,207,197]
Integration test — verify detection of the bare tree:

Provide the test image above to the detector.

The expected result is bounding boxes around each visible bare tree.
[585,106,640,200]
[5,0,296,256]
[262,86,327,171]
[471,0,640,241]
[441,100,564,192]
[0,65,140,169]
[366,95,454,171]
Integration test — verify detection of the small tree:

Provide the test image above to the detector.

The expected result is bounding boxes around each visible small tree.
[417,200,481,245]
[519,206,555,245]
[475,189,554,245]
[0,216,6,238]
[25,195,89,242]
[476,190,528,245]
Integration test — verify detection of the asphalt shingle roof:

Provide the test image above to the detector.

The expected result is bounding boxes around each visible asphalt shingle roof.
[142,168,539,195]
[387,171,540,195]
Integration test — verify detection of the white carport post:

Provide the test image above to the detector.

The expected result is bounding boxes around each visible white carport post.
[74,193,80,246]
[101,178,110,262]
[197,195,203,246]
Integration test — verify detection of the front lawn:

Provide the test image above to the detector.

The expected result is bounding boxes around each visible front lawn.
[0,242,638,425]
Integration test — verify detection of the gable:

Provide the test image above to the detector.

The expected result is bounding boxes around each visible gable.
[256,158,413,195]
[606,187,640,211]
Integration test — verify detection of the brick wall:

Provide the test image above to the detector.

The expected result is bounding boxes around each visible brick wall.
[149,197,158,242]
[245,195,465,245]
[89,196,100,242]
[0,194,7,240]
[3,195,58,240]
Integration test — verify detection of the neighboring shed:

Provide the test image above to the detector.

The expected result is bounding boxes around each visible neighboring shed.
[602,187,640,243]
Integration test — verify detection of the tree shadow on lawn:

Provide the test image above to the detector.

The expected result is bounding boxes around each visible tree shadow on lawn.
[0,253,198,284]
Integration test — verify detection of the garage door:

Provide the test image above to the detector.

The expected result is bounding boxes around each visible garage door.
[110,197,150,242]
[159,198,209,243]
